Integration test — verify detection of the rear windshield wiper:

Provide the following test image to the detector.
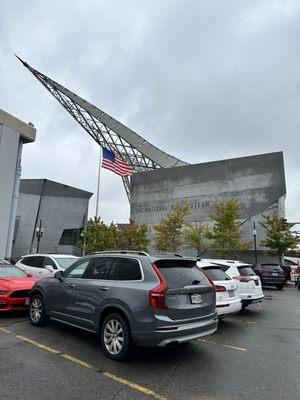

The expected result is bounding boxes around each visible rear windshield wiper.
[192,280,202,285]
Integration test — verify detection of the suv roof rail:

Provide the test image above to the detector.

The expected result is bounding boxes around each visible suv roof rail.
[151,252,184,258]
[90,250,150,256]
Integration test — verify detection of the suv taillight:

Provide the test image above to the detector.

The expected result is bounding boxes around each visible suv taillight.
[149,264,168,309]
[201,269,215,287]
[214,285,226,292]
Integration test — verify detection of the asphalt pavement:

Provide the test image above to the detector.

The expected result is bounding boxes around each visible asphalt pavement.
[0,286,299,400]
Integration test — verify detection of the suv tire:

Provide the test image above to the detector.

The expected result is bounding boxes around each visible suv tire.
[29,294,48,326]
[276,284,284,290]
[101,313,131,361]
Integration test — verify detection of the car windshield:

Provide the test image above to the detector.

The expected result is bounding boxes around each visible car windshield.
[0,266,27,278]
[55,257,77,269]
[238,265,256,276]
[202,267,231,281]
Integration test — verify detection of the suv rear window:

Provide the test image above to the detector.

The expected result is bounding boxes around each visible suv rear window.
[155,260,211,289]
[238,266,255,276]
[202,267,231,281]
[260,264,283,272]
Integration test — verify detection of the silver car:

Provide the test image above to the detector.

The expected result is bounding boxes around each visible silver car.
[29,251,218,360]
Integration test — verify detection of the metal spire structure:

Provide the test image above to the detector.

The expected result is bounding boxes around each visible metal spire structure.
[16,56,188,200]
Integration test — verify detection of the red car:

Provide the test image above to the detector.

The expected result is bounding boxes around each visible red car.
[0,265,36,312]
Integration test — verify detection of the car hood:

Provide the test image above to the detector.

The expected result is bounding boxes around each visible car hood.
[0,277,37,291]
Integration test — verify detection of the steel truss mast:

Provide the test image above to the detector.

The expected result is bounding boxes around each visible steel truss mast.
[16,56,187,199]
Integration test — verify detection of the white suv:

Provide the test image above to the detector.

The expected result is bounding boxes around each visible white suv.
[201,259,264,309]
[16,254,78,279]
[197,260,241,317]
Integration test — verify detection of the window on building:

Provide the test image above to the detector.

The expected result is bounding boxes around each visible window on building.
[59,228,83,246]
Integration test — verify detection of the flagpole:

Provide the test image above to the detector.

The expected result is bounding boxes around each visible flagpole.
[95,147,102,218]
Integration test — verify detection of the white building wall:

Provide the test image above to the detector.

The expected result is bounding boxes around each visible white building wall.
[0,123,20,259]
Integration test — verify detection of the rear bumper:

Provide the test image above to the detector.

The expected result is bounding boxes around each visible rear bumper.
[260,278,285,286]
[216,298,242,317]
[241,294,265,305]
[157,327,217,347]
[239,292,264,302]
[132,312,218,347]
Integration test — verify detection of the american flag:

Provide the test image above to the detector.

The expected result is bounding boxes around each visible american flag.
[101,147,134,177]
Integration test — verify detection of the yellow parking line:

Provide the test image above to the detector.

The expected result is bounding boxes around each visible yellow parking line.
[15,335,61,354]
[61,354,99,372]
[4,332,170,400]
[0,327,11,333]
[198,338,247,352]
[222,344,247,352]
[102,372,169,400]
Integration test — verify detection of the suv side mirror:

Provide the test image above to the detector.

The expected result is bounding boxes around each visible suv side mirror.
[54,270,64,281]
[45,265,54,272]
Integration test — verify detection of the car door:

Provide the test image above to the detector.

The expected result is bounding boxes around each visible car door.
[71,257,117,331]
[49,258,92,325]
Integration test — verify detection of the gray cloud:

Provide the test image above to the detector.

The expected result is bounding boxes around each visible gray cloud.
[0,0,299,223]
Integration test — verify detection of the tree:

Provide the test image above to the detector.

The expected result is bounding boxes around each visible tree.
[78,217,117,254]
[184,223,211,257]
[117,219,149,250]
[260,213,299,265]
[154,202,190,252]
[206,198,251,258]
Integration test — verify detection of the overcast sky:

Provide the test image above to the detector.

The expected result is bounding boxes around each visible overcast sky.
[0,0,299,224]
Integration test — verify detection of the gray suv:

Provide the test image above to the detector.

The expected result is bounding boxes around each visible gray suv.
[29,251,218,360]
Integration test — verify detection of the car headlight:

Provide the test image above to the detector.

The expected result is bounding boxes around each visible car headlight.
[0,290,8,295]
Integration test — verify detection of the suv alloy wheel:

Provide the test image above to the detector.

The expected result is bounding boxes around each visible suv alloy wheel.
[29,295,47,326]
[101,313,131,361]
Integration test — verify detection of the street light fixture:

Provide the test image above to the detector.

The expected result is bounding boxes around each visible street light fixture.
[35,219,44,253]
[253,221,258,265]
[80,231,86,256]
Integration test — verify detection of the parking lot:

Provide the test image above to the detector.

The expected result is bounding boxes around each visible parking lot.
[1,286,299,400]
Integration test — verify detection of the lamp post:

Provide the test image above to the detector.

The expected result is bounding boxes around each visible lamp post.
[253,221,258,265]
[35,219,44,253]
[80,231,86,256]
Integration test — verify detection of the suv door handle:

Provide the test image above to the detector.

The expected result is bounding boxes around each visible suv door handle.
[68,284,76,288]
[99,286,109,291]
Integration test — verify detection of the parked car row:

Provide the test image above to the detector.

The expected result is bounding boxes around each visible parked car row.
[0,251,284,362]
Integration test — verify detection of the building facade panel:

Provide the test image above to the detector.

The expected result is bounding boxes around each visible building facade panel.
[11,179,92,260]
[0,109,36,260]
[130,152,286,251]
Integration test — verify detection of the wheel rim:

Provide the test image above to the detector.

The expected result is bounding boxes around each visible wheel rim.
[30,298,43,322]
[103,319,124,355]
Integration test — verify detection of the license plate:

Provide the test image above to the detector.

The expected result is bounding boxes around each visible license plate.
[272,273,278,276]
[25,298,30,306]
[228,290,235,298]
[191,293,202,304]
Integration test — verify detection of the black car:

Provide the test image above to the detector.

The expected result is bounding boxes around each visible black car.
[253,264,285,290]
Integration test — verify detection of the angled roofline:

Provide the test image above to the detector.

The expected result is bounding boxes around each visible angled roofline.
[16,55,187,170]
